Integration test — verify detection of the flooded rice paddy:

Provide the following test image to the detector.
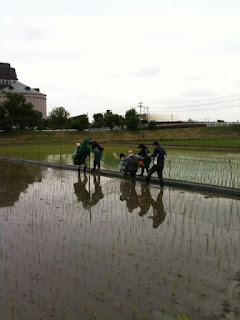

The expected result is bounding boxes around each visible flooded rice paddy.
[0,144,240,188]
[0,160,240,320]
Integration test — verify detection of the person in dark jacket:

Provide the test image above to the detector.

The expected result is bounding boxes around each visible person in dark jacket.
[145,141,167,187]
[124,150,139,180]
[89,137,103,171]
[137,144,151,176]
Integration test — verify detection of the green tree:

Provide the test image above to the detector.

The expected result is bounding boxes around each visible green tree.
[36,119,49,131]
[70,114,89,131]
[48,106,70,130]
[125,108,140,131]
[0,92,42,131]
[0,104,8,130]
[148,120,157,130]
[92,113,104,128]
[103,113,121,130]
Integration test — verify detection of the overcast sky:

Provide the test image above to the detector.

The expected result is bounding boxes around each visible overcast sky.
[1,0,240,121]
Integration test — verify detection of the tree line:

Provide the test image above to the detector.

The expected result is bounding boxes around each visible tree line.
[46,106,142,131]
[0,92,157,131]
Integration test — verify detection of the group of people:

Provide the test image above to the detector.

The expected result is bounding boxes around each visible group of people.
[73,138,167,187]
[73,137,103,176]
[120,141,167,187]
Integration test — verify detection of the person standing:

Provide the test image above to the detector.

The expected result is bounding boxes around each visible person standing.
[73,142,81,157]
[89,137,103,171]
[119,153,127,176]
[145,141,167,187]
[137,144,151,176]
[73,142,87,176]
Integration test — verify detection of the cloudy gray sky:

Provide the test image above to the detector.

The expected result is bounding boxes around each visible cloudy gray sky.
[1,0,240,121]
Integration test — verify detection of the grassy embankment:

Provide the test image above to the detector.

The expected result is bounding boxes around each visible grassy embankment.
[0,126,240,148]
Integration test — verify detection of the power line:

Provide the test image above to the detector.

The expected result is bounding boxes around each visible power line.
[144,92,240,105]
[174,104,240,112]
[148,98,240,109]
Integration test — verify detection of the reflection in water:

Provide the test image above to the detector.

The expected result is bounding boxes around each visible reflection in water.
[1,163,239,320]
[120,180,139,212]
[150,188,166,228]
[138,184,151,216]
[0,161,44,207]
[120,181,167,228]
[74,175,104,210]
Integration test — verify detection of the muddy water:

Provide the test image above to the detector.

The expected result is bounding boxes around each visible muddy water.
[0,161,239,320]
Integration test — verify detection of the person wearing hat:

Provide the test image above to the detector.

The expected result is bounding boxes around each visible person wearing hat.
[73,143,81,156]
[73,142,87,175]
[137,144,151,176]
[124,150,139,180]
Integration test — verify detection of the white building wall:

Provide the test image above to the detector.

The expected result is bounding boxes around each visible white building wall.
[140,113,181,122]
[0,92,47,119]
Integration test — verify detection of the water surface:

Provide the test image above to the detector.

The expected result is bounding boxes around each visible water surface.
[0,161,239,319]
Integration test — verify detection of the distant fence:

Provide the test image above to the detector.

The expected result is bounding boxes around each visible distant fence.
[140,123,207,130]
[205,122,240,127]
[1,122,238,133]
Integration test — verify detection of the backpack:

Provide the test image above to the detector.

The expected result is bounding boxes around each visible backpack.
[131,155,139,167]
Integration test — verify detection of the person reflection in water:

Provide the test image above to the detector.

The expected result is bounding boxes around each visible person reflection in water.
[120,180,139,213]
[138,184,151,217]
[91,175,104,206]
[120,181,166,228]
[149,189,166,228]
[74,175,104,209]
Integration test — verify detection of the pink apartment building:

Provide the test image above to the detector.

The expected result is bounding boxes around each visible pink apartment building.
[0,62,47,119]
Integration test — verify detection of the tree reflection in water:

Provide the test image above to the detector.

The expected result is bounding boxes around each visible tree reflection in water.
[120,180,167,228]
[0,160,44,208]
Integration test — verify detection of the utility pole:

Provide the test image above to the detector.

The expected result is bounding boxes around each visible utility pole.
[138,101,143,124]
[139,101,143,116]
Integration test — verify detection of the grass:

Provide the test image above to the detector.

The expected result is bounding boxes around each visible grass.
[0,125,239,148]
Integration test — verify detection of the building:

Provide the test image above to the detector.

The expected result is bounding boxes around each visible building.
[140,113,181,123]
[0,62,47,119]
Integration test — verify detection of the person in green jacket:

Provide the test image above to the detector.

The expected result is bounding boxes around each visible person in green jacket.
[89,138,103,171]
[73,140,90,175]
